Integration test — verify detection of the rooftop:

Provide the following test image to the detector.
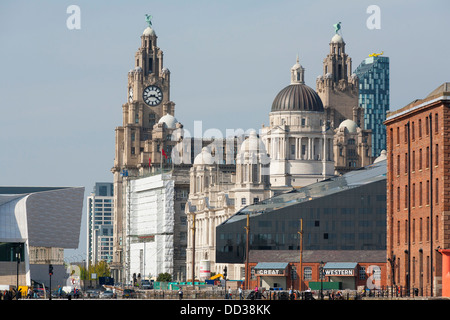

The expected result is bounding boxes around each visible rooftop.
[250,250,386,263]
[222,159,386,225]
[0,186,70,195]
[386,82,450,122]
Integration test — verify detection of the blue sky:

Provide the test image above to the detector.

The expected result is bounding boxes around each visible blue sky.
[1,0,449,258]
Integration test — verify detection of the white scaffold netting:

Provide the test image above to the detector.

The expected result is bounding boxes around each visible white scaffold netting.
[127,173,175,281]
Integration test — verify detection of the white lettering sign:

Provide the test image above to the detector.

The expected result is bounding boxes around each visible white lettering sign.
[256,269,284,275]
[324,269,354,276]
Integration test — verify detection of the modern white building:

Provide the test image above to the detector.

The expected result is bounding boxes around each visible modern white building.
[0,186,84,288]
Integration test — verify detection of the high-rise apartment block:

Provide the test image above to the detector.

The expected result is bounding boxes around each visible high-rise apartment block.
[354,55,390,157]
[87,182,114,266]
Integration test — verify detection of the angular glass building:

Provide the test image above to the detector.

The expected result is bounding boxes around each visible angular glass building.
[216,159,386,264]
[354,56,390,158]
[0,186,84,287]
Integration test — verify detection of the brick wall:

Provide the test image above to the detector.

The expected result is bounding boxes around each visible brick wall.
[386,99,450,296]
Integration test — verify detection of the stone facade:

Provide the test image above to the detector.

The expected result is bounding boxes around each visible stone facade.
[186,132,272,281]
[334,119,372,173]
[316,33,363,129]
[315,33,372,174]
[260,57,335,188]
[111,24,190,283]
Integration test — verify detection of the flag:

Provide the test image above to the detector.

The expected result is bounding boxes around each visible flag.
[149,157,152,167]
[162,148,168,159]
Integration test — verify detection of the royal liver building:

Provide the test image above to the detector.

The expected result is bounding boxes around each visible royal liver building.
[110,18,188,283]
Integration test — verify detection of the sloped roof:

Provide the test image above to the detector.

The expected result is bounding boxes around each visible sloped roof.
[222,159,386,226]
[426,82,450,99]
[386,82,450,122]
[249,250,386,263]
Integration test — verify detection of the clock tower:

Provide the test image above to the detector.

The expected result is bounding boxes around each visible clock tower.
[111,18,181,282]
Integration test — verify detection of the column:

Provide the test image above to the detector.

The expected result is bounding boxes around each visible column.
[308,138,312,160]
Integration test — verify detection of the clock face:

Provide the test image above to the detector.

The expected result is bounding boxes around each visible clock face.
[128,87,133,102]
[143,85,163,106]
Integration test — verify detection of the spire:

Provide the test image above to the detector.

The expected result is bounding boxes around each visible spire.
[291,54,305,84]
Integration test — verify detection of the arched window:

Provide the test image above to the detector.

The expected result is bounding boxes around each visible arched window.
[304,267,312,280]
[196,176,200,193]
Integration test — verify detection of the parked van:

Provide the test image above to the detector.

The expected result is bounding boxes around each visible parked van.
[141,280,152,290]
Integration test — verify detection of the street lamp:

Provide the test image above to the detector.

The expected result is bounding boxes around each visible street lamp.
[16,252,21,295]
[190,212,196,289]
[298,219,303,291]
[319,261,324,300]
[49,264,53,300]
[244,214,250,290]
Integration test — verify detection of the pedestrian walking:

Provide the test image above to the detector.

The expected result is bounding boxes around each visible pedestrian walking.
[238,286,243,300]
[178,287,183,300]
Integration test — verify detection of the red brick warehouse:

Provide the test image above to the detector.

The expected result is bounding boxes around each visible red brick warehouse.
[384,83,450,297]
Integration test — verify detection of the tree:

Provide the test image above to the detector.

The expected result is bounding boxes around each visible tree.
[157,272,172,282]
[79,260,111,280]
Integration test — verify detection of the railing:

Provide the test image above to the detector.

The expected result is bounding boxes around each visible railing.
[136,288,359,300]
[93,285,440,300]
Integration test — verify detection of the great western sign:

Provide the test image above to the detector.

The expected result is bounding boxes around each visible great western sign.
[256,269,285,276]
[323,268,355,276]
[254,263,289,276]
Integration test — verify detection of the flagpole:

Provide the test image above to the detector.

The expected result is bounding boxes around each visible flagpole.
[149,157,152,175]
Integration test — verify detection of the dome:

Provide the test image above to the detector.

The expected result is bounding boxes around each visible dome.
[291,57,302,71]
[374,150,387,163]
[238,131,267,155]
[143,26,156,36]
[271,84,324,112]
[331,34,344,43]
[194,147,214,165]
[339,119,358,133]
[237,131,269,165]
[158,113,178,129]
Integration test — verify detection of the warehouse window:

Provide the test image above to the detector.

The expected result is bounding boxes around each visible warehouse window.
[304,267,312,280]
